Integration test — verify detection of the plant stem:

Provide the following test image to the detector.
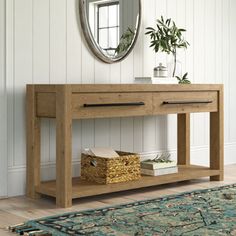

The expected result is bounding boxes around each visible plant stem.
[172,50,177,77]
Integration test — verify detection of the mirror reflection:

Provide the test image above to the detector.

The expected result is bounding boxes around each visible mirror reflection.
[84,0,140,61]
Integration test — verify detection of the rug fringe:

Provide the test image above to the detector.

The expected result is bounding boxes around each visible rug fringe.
[8,223,52,236]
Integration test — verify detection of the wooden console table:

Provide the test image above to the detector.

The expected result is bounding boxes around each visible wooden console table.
[26,84,224,208]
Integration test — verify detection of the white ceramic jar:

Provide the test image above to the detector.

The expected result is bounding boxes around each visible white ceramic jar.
[153,63,168,77]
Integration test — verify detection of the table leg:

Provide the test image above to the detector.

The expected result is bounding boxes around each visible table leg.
[56,85,72,208]
[177,113,190,166]
[26,85,41,199]
[210,89,224,181]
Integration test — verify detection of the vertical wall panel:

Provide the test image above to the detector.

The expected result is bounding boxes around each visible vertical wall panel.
[222,0,230,143]
[185,0,195,146]
[193,0,206,147]
[81,44,95,84]
[33,0,50,163]
[142,0,157,152]
[81,35,95,153]
[33,0,50,84]
[109,64,121,151]
[156,116,167,150]
[133,117,143,153]
[67,0,82,160]
[49,0,67,162]
[205,0,216,84]
[204,0,216,146]
[81,119,95,150]
[121,117,134,152]
[193,0,205,84]
[166,0,177,150]
[142,0,156,77]
[176,0,186,75]
[95,119,110,147]
[110,63,121,84]
[143,116,157,152]
[67,0,82,84]
[133,1,144,154]
[110,118,121,150]
[120,54,134,152]
[93,54,110,148]
[155,0,167,152]
[0,0,8,197]
[49,0,67,83]
[215,0,223,84]
[229,0,236,141]
[109,73,121,150]
[14,0,33,166]
[6,0,14,167]
[94,61,110,148]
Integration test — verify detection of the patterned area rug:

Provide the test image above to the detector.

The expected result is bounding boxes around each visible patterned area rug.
[9,184,236,236]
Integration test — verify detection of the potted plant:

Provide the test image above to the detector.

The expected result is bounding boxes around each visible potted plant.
[145,16,189,78]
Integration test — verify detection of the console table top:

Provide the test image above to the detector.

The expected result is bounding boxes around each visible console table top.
[28,84,223,93]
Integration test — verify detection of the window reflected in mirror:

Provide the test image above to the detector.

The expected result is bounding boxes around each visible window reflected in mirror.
[96,2,120,56]
[81,0,141,63]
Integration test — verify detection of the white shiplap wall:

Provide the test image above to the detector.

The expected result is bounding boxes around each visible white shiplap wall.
[3,0,236,196]
[0,0,8,198]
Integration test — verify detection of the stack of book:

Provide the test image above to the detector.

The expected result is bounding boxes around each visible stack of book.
[152,77,178,84]
[134,77,178,84]
[141,155,178,176]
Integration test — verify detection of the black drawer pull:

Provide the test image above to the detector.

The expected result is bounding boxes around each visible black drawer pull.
[84,102,145,107]
[163,100,213,105]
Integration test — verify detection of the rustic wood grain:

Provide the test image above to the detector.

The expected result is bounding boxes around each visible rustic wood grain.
[177,114,190,165]
[153,91,218,114]
[26,85,41,199]
[210,88,224,181]
[55,85,73,208]
[36,165,220,199]
[72,92,153,119]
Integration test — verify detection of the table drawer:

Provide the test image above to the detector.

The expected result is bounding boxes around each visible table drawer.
[153,91,218,114]
[72,93,153,119]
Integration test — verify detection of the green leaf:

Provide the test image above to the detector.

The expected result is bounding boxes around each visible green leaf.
[161,15,164,22]
[166,18,171,26]
[145,31,154,35]
[146,27,155,31]
[183,72,188,79]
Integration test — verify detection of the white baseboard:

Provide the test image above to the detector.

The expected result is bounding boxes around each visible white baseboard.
[7,143,236,197]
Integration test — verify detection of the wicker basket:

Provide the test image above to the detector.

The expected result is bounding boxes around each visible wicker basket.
[81,151,141,184]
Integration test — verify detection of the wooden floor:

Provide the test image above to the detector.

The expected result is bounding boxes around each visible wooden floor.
[1,164,236,235]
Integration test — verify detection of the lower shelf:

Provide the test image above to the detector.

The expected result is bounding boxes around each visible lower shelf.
[36,165,221,199]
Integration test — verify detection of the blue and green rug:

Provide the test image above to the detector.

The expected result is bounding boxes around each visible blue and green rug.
[10,184,236,236]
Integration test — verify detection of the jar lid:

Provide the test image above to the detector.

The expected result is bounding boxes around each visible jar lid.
[154,63,167,71]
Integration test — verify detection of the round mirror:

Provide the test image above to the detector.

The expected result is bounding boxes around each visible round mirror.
[79,0,141,63]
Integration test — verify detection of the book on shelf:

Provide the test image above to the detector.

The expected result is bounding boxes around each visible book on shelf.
[141,166,178,176]
[141,160,177,170]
